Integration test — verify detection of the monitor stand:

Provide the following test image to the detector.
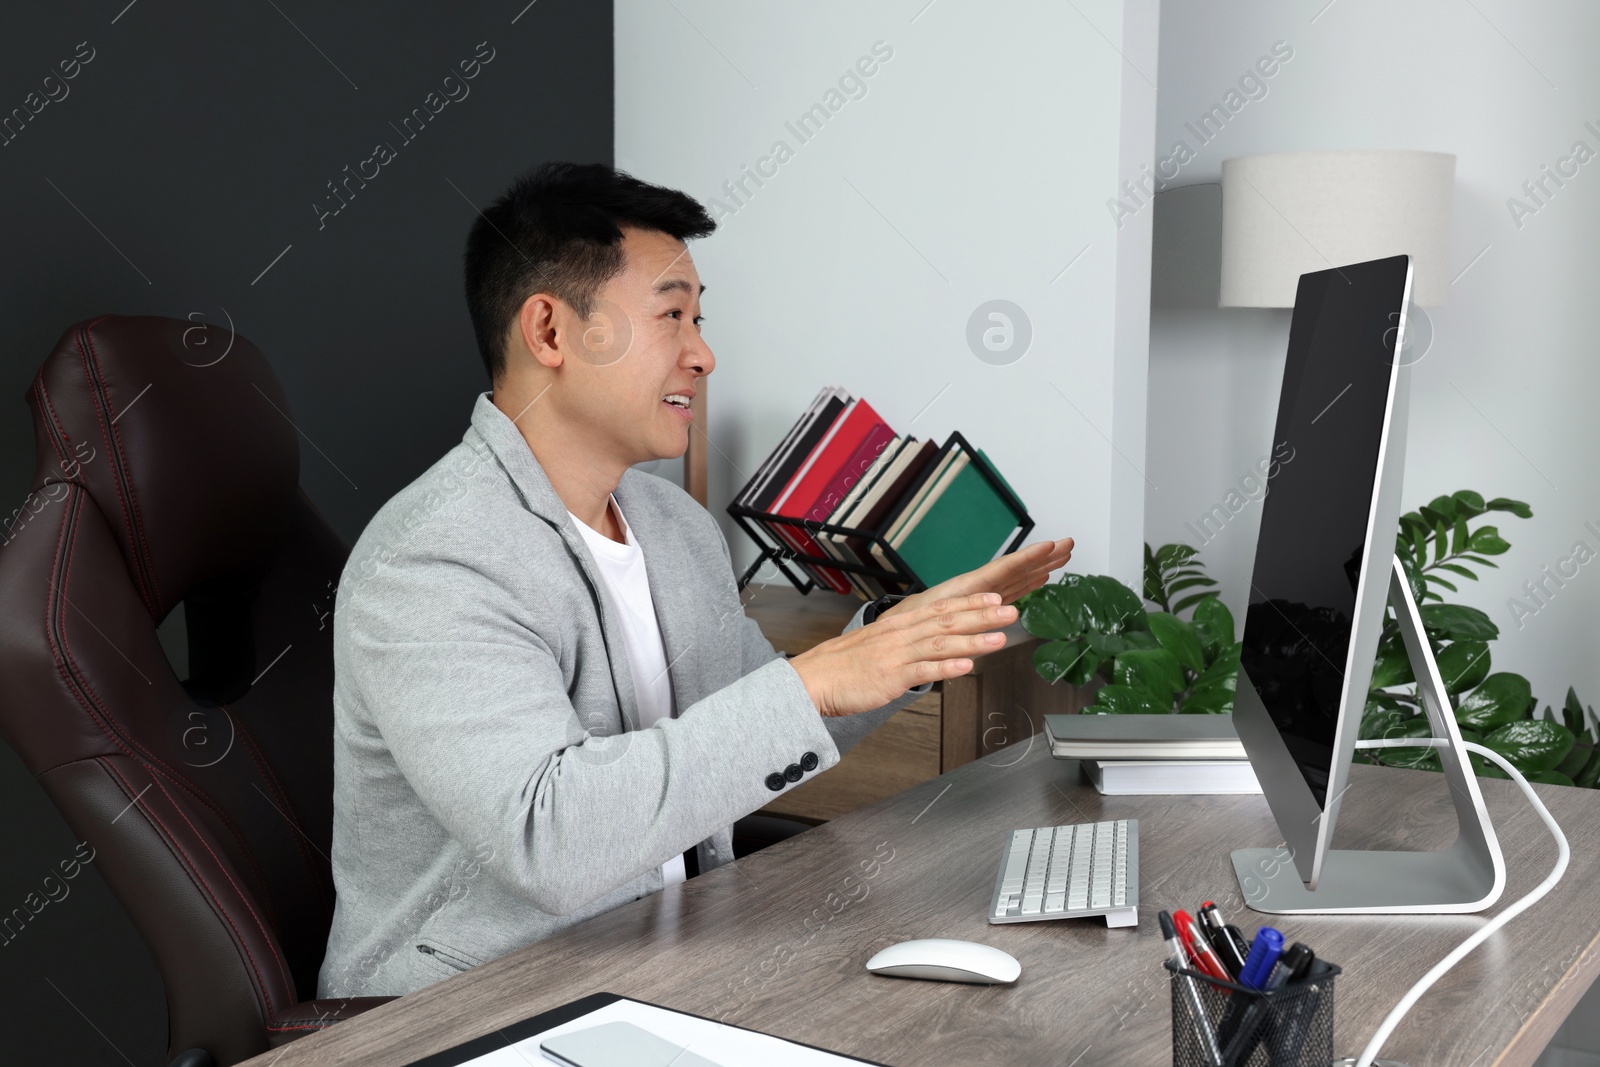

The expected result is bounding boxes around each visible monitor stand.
[1231,557,1507,914]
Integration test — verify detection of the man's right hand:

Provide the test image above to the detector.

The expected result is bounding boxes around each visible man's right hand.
[786,592,1017,717]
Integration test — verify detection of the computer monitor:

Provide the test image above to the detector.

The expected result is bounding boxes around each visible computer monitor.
[1229,254,1506,914]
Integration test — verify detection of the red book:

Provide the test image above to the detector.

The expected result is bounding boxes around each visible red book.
[808,423,899,596]
[769,399,892,593]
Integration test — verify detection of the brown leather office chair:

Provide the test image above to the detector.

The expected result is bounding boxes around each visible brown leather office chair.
[0,316,389,1066]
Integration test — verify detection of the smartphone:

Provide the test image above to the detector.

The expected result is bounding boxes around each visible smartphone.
[539,1021,724,1067]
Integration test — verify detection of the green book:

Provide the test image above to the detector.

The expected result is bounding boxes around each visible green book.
[896,448,1022,586]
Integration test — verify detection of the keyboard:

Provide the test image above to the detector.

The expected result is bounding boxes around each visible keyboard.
[988,819,1138,928]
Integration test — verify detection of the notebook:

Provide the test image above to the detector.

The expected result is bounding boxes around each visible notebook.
[832,439,939,595]
[767,397,894,594]
[869,446,968,572]
[404,992,885,1066]
[894,447,1022,586]
[1085,759,1261,795]
[1043,714,1248,760]
[740,388,850,591]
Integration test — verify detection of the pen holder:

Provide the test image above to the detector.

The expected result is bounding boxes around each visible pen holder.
[1164,960,1340,1067]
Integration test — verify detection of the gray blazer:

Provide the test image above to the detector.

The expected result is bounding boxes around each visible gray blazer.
[318,392,930,997]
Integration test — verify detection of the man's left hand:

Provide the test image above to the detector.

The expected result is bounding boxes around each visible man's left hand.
[877,537,1075,624]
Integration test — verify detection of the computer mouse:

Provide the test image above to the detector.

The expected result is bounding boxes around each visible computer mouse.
[865,938,1021,985]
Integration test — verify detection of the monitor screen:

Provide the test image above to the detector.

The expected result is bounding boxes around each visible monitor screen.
[1240,255,1409,807]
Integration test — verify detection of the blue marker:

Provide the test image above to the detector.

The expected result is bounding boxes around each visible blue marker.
[1238,927,1284,990]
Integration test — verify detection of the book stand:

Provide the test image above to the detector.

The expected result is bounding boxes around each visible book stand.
[727,430,1034,595]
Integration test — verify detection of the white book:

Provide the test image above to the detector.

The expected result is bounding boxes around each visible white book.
[1086,759,1262,796]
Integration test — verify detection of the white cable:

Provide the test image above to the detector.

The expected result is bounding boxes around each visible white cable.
[1347,738,1570,1067]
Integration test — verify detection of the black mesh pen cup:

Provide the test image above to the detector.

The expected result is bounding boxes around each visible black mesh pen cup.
[1165,959,1341,1067]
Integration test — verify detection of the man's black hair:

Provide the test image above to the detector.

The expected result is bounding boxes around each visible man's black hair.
[463,161,716,382]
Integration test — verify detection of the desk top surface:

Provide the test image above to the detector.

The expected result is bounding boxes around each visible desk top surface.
[248,741,1600,1067]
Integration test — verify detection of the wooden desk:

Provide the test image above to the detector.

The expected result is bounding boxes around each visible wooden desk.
[247,746,1600,1067]
[743,583,1095,821]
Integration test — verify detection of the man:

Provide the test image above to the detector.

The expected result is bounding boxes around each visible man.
[318,161,1073,998]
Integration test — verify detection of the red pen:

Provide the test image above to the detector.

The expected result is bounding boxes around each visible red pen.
[1173,909,1232,983]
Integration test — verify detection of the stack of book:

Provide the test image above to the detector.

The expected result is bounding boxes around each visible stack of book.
[1042,713,1262,796]
[728,386,1030,599]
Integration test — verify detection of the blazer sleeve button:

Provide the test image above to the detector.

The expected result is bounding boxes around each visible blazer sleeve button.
[783,763,803,783]
[765,772,787,791]
[799,751,819,772]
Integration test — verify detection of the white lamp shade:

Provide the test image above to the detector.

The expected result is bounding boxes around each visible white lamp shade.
[1220,150,1455,307]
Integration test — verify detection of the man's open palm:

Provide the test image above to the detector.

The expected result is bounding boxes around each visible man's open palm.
[785,537,1074,718]
[880,537,1074,622]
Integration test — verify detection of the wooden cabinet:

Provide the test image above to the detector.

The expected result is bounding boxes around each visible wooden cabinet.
[743,585,1096,823]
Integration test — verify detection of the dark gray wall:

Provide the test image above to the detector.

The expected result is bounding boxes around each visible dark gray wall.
[0,2,612,1062]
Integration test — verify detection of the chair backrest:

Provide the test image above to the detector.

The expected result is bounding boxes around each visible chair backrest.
[0,316,349,1063]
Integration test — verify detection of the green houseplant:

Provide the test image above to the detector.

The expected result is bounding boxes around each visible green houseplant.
[1017,491,1598,787]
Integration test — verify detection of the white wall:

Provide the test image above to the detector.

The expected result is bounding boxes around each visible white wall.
[617,0,1160,591]
[1145,0,1600,708]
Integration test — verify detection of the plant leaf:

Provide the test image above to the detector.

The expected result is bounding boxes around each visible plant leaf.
[1034,639,1099,687]
[1486,497,1533,519]
[1562,686,1588,737]
[1172,592,1222,615]
[1143,547,1165,605]
[1037,574,1147,636]
[1165,577,1219,596]
[1555,743,1592,779]
[1382,744,1443,771]
[1180,685,1234,714]
[1528,769,1575,787]
[1419,603,1499,642]
[1360,705,1421,741]
[1575,749,1600,789]
[1454,672,1533,731]
[1147,612,1206,673]
[1018,586,1082,640]
[1157,543,1200,568]
[1192,643,1241,691]
[1114,648,1185,704]
[1083,631,1133,659]
[1451,489,1486,517]
[1370,635,1415,689]
[1190,596,1236,660]
[1469,526,1511,555]
[1437,563,1478,580]
[1362,707,1439,768]
[1092,683,1172,715]
[1482,719,1575,773]
[1436,640,1491,694]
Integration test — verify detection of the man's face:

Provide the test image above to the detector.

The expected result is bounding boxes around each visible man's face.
[562,226,713,466]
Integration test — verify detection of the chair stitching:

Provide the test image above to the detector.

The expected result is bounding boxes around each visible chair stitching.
[81,318,163,613]
[45,504,289,1005]
[81,317,162,607]
[98,757,279,1018]
[141,767,296,1001]
[33,371,70,464]
[72,323,155,615]
[46,491,287,979]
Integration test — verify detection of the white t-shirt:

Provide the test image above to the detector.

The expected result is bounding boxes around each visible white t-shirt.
[567,493,687,888]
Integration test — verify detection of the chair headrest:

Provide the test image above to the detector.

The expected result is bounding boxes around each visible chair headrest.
[25,315,301,619]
